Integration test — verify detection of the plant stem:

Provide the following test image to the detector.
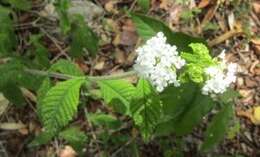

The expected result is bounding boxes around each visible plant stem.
[24,68,137,81]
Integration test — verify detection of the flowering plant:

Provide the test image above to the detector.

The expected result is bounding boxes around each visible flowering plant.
[0,8,240,154]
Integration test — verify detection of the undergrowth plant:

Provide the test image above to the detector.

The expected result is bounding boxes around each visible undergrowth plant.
[0,0,240,156]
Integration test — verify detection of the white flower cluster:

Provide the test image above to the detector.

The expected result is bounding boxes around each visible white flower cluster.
[134,32,185,92]
[202,52,238,96]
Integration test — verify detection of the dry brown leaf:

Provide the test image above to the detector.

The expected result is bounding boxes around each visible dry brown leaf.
[169,5,183,25]
[160,0,171,10]
[19,128,29,135]
[253,1,260,14]
[113,19,138,46]
[115,49,126,64]
[94,60,105,70]
[198,0,210,8]
[0,94,9,117]
[0,122,26,130]
[237,106,260,125]
[251,38,260,45]
[105,1,119,14]
[59,146,77,157]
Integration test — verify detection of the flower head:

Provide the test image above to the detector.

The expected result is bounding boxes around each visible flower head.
[134,32,185,92]
[202,52,238,96]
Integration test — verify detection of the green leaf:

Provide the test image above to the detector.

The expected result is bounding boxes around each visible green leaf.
[6,0,31,10]
[0,60,23,89]
[98,79,136,114]
[160,82,198,117]
[16,72,44,91]
[55,0,71,34]
[0,60,27,107]
[41,77,85,133]
[137,0,150,12]
[181,43,216,83]
[130,13,206,52]
[1,82,26,107]
[59,127,88,151]
[0,6,16,56]
[88,112,121,129]
[173,92,215,136]
[29,35,50,68]
[201,104,234,151]
[155,83,198,136]
[130,79,161,141]
[69,16,99,57]
[37,78,52,121]
[29,131,54,147]
[50,59,84,76]
[219,88,240,104]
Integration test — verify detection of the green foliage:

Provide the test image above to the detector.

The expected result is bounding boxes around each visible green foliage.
[173,92,214,136]
[69,16,99,58]
[219,88,240,104]
[98,79,136,115]
[50,59,84,76]
[0,60,27,106]
[37,78,52,121]
[180,8,201,22]
[227,120,240,139]
[1,82,26,107]
[137,0,150,12]
[29,131,54,147]
[59,127,88,151]
[41,77,85,133]
[155,83,198,136]
[130,13,207,52]
[180,43,215,83]
[156,83,214,136]
[201,104,234,151]
[55,0,71,34]
[88,112,121,129]
[0,60,23,89]
[29,35,50,68]
[6,0,31,10]
[130,79,161,141]
[0,6,16,56]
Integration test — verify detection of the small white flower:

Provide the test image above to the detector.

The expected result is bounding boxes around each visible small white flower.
[202,52,238,96]
[134,32,185,92]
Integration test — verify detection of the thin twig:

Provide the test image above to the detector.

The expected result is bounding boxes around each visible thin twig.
[24,68,137,81]
[208,29,244,47]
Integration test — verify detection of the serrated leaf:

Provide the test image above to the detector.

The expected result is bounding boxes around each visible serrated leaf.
[50,59,84,76]
[29,131,54,147]
[59,127,87,151]
[201,104,234,151]
[7,0,32,10]
[130,13,206,52]
[98,79,136,114]
[41,77,85,133]
[131,79,161,141]
[88,113,121,129]
[37,78,52,121]
[69,16,99,57]
[173,92,215,136]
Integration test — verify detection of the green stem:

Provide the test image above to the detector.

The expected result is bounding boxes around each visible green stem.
[24,68,137,81]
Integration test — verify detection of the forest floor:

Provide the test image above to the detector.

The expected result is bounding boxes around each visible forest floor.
[0,0,260,157]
